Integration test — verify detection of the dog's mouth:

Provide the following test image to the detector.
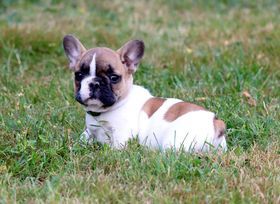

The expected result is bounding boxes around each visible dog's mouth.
[75,94,117,109]
[75,94,86,106]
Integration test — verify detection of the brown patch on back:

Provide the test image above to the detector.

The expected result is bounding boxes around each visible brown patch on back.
[213,119,226,138]
[142,97,166,118]
[164,102,205,122]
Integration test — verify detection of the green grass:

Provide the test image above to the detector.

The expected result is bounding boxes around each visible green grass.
[0,0,279,203]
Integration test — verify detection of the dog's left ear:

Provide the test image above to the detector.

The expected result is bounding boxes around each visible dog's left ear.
[63,34,86,70]
[117,40,145,74]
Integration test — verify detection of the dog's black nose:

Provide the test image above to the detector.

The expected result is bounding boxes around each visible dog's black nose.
[89,81,100,90]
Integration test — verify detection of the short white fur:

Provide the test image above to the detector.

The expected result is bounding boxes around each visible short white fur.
[90,53,96,76]
[79,53,97,101]
[81,85,227,152]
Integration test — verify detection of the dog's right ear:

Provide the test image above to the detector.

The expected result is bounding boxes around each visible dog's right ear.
[63,35,86,70]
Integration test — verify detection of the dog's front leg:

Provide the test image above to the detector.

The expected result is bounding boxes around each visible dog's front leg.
[79,128,93,143]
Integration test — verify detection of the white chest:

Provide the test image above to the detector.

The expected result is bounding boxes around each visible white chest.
[83,85,152,148]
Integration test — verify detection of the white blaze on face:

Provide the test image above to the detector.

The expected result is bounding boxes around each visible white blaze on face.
[79,53,97,101]
[90,53,96,76]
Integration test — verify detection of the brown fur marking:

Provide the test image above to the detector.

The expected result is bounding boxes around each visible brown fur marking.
[164,102,205,122]
[213,119,226,138]
[74,48,133,100]
[142,97,166,118]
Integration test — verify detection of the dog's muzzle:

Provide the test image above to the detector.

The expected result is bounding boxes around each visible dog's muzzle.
[75,93,86,105]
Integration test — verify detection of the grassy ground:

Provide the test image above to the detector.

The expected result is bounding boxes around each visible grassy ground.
[0,0,279,203]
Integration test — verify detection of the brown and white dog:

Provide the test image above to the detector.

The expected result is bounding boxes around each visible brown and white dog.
[63,35,227,152]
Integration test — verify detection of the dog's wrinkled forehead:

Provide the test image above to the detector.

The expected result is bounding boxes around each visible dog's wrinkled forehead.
[76,48,122,74]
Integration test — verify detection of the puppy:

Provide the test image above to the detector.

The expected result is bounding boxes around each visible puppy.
[63,35,227,152]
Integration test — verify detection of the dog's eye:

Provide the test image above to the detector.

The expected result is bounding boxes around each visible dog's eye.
[110,74,121,83]
[75,72,84,81]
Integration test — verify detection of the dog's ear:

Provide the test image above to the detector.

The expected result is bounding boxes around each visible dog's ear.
[117,40,145,74]
[63,35,86,70]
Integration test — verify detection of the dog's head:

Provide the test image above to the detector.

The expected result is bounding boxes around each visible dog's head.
[63,35,144,112]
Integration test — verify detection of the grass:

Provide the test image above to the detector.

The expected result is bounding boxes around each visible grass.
[0,0,279,203]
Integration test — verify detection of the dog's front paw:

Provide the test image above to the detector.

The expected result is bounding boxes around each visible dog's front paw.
[79,129,93,144]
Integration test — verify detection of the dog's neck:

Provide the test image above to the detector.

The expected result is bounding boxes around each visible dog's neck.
[86,111,101,117]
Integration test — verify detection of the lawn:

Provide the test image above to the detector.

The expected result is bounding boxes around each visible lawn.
[0,0,279,203]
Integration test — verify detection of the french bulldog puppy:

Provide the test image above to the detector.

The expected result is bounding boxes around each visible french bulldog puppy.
[63,35,227,152]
